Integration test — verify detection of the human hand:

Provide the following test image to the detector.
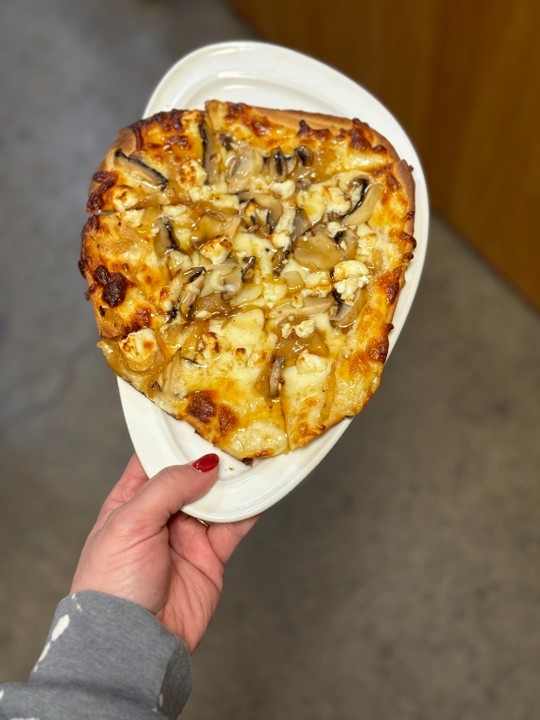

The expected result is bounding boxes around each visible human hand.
[71,453,258,651]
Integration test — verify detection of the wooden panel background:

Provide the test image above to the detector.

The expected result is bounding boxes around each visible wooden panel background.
[230,0,540,307]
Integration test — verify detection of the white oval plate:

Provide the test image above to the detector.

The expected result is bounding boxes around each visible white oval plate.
[118,41,429,522]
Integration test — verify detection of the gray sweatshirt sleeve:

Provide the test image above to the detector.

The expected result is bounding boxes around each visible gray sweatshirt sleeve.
[0,591,192,720]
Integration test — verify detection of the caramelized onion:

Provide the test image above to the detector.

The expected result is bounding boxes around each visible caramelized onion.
[293,230,342,271]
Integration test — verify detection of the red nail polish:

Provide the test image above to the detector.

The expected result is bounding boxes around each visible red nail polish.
[192,453,219,472]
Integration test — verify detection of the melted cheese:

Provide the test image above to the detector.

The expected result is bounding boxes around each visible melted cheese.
[84,100,415,459]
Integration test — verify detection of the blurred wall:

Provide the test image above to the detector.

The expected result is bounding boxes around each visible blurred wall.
[229,0,540,308]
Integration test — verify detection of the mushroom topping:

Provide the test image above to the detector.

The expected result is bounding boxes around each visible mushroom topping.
[226,144,264,192]
[269,355,285,398]
[331,288,367,330]
[241,255,256,282]
[179,268,206,318]
[296,145,314,167]
[272,248,289,276]
[113,149,167,189]
[285,145,315,183]
[334,227,358,260]
[154,217,179,256]
[200,122,221,185]
[298,294,337,316]
[285,153,298,176]
[269,294,336,323]
[221,266,243,298]
[267,148,287,182]
[291,208,312,240]
[252,193,283,233]
[343,183,384,226]
[219,132,234,150]
[293,230,343,271]
[240,199,262,231]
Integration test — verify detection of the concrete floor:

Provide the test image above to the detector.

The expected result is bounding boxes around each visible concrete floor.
[2,1,540,718]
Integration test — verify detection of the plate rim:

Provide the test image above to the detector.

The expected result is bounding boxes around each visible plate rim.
[118,40,430,522]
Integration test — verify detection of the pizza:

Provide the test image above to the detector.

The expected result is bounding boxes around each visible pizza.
[80,100,415,461]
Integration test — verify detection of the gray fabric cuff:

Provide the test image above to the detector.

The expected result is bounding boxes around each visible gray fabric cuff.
[29,591,192,718]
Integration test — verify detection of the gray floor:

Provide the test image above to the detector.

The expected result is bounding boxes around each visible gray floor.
[2,1,540,718]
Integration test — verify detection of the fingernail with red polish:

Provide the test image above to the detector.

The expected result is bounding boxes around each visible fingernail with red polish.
[192,453,219,472]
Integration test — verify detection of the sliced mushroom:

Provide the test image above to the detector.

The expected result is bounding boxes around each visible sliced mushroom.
[241,255,256,282]
[331,288,367,330]
[272,248,289,276]
[179,268,206,318]
[285,153,298,176]
[343,183,384,226]
[252,193,283,233]
[219,132,234,150]
[200,122,221,185]
[200,261,236,297]
[333,227,358,260]
[348,178,368,211]
[299,295,337,316]
[293,230,343,271]
[269,355,285,398]
[291,208,312,240]
[154,217,179,256]
[296,145,314,167]
[221,266,243,298]
[267,148,287,182]
[240,199,261,230]
[226,144,264,192]
[114,149,167,189]
[269,294,336,323]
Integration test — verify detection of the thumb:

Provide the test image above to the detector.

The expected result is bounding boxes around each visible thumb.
[116,453,219,535]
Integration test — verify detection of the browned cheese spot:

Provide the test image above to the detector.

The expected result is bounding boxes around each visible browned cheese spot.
[349,119,372,151]
[225,102,248,120]
[93,264,110,286]
[349,351,371,377]
[126,307,152,334]
[366,334,390,363]
[400,231,417,250]
[378,268,402,305]
[137,307,152,328]
[218,404,238,435]
[173,134,192,149]
[297,120,331,141]
[102,272,128,307]
[188,390,217,424]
